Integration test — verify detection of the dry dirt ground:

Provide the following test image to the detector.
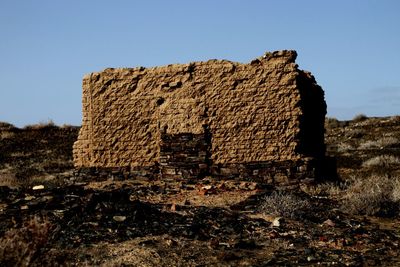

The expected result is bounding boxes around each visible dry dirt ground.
[0,117,400,266]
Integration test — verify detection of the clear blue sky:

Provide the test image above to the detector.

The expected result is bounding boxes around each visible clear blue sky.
[1,0,399,127]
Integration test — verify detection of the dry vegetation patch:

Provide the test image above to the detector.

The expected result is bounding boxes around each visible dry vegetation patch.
[0,216,51,267]
[362,155,400,168]
[23,120,56,130]
[301,182,344,199]
[259,191,311,219]
[358,137,399,150]
[352,114,368,122]
[341,175,400,216]
[0,172,19,188]
[337,142,354,153]
[392,179,400,202]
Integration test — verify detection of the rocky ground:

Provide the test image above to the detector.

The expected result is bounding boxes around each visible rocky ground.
[0,116,400,266]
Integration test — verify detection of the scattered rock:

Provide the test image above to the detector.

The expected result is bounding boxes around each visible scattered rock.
[323,219,336,227]
[24,195,35,201]
[272,217,282,227]
[32,185,45,190]
[113,216,126,222]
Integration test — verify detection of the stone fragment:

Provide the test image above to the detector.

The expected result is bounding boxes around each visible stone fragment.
[322,219,336,227]
[32,185,45,190]
[113,216,126,222]
[24,195,35,201]
[272,217,282,227]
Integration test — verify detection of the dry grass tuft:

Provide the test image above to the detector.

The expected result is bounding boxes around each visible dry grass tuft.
[301,182,344,198]
[352,113,368,122]
[0,122,16,130]
[344,129,365,139]
[358,137,399,150]
[325,117,342,128]
[362,155,400,168]
[341,175,400,216]
[23,120,56,130]
[337,143,354,153]
[389,115,400,123]
[0,131,15,140]
[392,179,400,202]
[259,191,311,219]
[0,172,19,188]
[0,216,51,266]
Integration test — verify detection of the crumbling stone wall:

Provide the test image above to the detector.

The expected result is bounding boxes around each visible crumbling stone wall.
[73,50,327,183]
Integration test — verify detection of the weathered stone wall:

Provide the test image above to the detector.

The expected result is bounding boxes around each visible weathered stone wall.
[73,50,327,182]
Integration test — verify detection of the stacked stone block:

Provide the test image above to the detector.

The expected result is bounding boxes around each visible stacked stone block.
[159,127,211,179]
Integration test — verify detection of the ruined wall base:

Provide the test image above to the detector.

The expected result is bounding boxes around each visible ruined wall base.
[210,160,315,185]
[73,157,337,185]
[210,157,337,184]
[73,166,160,182]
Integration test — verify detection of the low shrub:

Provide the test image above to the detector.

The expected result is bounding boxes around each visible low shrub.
[337,143,354,153]
[389,115,400,122]
[352,114,368,122]
[0,172,19,188]
[344,129,365,139]
[301,182,344,198]
[0,216,51,266]
[325,117,341,128]
[341,175,400,216]
[362,155,400,168]
[0,122,16,129]
[23,120,56,130]
[358,140,380,150]
[358,137,399,150]
[0,131,15,140]
[377,136,399,147]
[259,191,311,219]
[392,179,400,202]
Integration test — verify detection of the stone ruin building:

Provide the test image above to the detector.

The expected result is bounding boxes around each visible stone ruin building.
[73,50,331,185]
